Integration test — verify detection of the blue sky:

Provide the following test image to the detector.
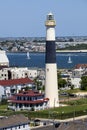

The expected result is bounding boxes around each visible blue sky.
[0,0,87,37]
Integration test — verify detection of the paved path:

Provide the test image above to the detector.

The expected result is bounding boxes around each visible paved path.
[30,115,87,129]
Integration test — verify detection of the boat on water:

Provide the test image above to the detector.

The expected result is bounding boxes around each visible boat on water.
[27,52,30,59]
[68,56,72,63]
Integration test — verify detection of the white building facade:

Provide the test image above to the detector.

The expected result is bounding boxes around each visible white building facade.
[71,68,85,88]
[0,67,38,80]
[8,90,49,111]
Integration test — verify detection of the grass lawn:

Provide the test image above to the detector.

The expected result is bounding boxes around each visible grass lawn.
[60,88,87,94]
[0,103,87,119]
[0,104,8,110]
[0,88,87,119]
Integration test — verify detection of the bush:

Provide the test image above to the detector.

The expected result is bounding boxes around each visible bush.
[0,99,8,105]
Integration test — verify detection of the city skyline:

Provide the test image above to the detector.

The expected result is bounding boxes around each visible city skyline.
[0,0,87,37]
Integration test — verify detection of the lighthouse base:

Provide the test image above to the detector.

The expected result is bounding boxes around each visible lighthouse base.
[45,63,59,108]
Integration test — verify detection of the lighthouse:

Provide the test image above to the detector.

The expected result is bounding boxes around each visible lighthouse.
[45,13,59,108]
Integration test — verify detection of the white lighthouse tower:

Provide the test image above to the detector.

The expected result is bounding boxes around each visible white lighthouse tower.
[45,13,59,108]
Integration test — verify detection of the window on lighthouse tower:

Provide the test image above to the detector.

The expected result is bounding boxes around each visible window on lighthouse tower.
[47,13,54,20]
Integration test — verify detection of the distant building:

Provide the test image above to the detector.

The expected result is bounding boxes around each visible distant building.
[0,77,33,99]
[8,90,49,111]
[0,67,38,80]
[71,67,85,88]
[75,64,87,70]
[0,50,9,69]
[0,114,30,130]
[72,68,84,78]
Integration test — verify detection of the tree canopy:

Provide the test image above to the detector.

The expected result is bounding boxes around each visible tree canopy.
[80,76,87,90]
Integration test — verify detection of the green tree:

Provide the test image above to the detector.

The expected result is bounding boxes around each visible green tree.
[70,85,74,90]
[57,71,62,79]
[34,77,42,90]
[0,99,8,105]
[25,86,29,91]
[57,71,67,89]
[58,78,67,88]
[80,76,87,90]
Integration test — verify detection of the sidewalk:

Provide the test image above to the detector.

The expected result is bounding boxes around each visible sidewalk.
[37,114,87,123]
[59,115,87,122]
[30,115,87,130]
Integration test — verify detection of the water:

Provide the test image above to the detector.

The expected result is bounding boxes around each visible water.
[7,52,87,69]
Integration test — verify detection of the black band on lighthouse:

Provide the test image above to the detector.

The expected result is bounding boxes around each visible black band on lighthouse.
[45,41,56,63]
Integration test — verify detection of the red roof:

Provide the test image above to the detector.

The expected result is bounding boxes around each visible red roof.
[15,90,43,96]
[9,99,49,104]
[0,78,33,86]
[75,64,87,69]
[8,90,49,104]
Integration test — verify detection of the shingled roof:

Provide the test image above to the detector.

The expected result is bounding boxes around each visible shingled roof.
[75,64,87,69]
[0,114,29,129]
[0,77,33,86]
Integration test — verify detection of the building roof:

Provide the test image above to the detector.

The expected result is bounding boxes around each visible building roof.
[10,98,49,104]
[75,64,87,69]
[0,77,33,86]
[57,121,87,130]
[0,114,29,129]
[31,120,87,130]
[8,90,49,104]
[15,90,43,96]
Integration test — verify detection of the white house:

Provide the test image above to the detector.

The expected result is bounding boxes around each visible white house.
[0,67,38,80]
[71,68,84,88]
[8,90,49,111]
[0,77,34,99]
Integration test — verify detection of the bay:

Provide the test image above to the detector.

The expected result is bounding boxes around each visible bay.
[7,52,87,69]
